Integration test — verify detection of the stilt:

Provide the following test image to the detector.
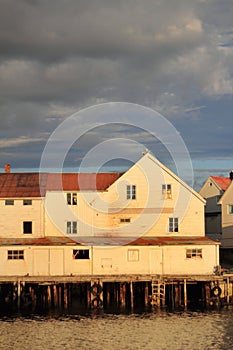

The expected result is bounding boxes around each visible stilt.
[130,281,134,309]
[64,284,68,309]
[205,283,210,307]
[145,282,149,307]
[226,278,230,305]
[184,279,187,311]
[17,280,21,309]
[47,285,51,307]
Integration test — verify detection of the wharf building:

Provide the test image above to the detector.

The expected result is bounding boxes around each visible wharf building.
[0,153,231,311]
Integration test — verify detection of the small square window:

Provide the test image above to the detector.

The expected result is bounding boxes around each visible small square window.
[228,205,233,214]
[5,199,14,205]
[8,250,24,260]
[23,221,32,234]
[120,218,131,223]
[23,199,32,205]
[127,249,139,261]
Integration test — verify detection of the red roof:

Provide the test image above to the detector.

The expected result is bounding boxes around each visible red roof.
[0,236,78,246]
[0,236,219,246]
[0,172,123,198]
[211,176,231,191]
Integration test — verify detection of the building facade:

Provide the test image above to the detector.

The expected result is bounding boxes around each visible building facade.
[0,153,220,277]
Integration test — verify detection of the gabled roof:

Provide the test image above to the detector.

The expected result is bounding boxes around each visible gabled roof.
[210,176,231,191]
[0,172,124,198]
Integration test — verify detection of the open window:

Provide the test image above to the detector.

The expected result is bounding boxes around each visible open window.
[23,221,32,234]
[72,249,89,259]
[67,192,77,205]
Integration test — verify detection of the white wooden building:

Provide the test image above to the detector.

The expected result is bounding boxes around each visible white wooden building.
[0,153,220,277]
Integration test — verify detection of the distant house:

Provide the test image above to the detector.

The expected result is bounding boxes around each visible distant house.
[0,153,220,277]
[218,173,233,261]
[199,175,232,241]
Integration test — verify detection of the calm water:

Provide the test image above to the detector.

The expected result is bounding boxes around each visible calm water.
[1,309,233,350]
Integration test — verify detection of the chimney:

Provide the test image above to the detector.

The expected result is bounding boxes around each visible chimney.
[230,170,233,181]
[4,164,11,173]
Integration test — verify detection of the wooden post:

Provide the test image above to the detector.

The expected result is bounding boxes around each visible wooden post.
[205,283,210,308]
[106,283,111,306]
[120,283,126,308]
[130,281,134,310]
[145,282,149,307]
[184,279,187,311]
[226,278,230,305]
[17,280,21,309]
[64,284,68,309]
[47,285,51,307]
[175,283,179,308]
[53,284,58,307]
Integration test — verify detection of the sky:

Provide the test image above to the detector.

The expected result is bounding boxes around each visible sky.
[0,0,232,190]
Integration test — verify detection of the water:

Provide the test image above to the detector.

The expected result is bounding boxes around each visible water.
[1,309,233,350]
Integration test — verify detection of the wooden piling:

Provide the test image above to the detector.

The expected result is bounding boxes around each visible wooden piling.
[130,281,134,309]
[184,279,187,311]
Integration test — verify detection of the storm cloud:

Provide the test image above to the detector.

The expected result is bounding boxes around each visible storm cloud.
[0,0,232,184]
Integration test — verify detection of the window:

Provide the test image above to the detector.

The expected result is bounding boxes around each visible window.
[169,217,179,232]
[228,205,233,214]
[186,249,202,259]
[72,249,89,259]
[162,184,172,199]
[67,221,77,234]
[23,199,32,205]
[126,185,136,200]
[120,218,131,223]
[5,199,14,205]
[66,193,77,205]
[8,250,24,260]
[23,221,32,234]
[127,249,139,261]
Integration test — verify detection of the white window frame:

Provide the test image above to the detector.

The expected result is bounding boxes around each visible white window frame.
[127,249,139,262]
[186,249,202,259]
[67,221,78,234]
[126,185,136,200]
[162,184,172,199]
[228,205,233,214]
[169,217,179,232]
[5,199,14,205]
[23,199,32,205]
[8,250,24,260]
[66,192,77,205]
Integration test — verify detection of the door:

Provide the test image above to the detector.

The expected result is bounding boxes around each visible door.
[49,249,64,275]
[33,249,49,276]
[150,248,163,274]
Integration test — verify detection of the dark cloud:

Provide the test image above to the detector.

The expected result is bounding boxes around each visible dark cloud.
[0,0,232,184]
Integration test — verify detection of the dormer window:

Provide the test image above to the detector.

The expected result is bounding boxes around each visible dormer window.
[67,192,77,205]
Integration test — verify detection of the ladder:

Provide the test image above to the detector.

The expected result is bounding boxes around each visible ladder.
[151,280,166,307]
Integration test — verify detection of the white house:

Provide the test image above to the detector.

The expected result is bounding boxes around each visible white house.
[0,153,220,277]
